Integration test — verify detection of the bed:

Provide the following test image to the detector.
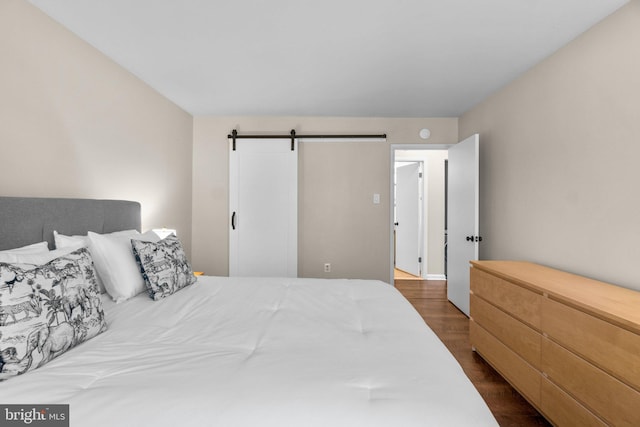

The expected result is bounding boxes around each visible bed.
[0,197,497,426]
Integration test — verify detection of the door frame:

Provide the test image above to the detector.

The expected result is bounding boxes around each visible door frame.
[389,144,452,285]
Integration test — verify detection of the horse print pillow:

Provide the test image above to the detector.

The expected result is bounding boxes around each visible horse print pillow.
[0,248,107,381]
[131,235,196,301]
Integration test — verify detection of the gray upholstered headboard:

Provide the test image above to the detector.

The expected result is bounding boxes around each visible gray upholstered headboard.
[0,197,141,251]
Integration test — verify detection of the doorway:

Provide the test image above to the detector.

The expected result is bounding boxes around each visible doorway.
[390,135,480,318]
[392,147,449,284]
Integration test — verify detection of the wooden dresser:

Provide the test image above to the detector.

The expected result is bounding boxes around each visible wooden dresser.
[469,261,640,427]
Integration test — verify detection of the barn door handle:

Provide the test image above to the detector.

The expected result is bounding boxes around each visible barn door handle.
[231,212,236,230]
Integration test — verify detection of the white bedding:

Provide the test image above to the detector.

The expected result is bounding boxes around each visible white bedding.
[0,276,497,426]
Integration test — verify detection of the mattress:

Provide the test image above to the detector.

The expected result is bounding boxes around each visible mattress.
[0,276,497,426]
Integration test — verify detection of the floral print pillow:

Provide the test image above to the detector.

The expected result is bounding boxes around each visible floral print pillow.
[131,235,196,301]
[0,248,107,381]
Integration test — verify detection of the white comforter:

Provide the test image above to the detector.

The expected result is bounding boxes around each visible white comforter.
[0,276,497,426]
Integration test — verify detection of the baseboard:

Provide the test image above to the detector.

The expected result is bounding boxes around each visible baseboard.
[425,274,447,281]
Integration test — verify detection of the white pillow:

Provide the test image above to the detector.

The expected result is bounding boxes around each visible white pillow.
[54,229,138,249]
[0,241,49,263]
[53,230,89,249]
[0,241,49,254]
[88,230,160,303]
[0,245,85,266]
[54,229,140,294]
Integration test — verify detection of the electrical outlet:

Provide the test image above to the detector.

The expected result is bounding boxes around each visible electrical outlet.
[324,263,331,273]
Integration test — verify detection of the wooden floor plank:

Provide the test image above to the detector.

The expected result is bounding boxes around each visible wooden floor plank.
[394,268,423,281]
[395,279,551,427]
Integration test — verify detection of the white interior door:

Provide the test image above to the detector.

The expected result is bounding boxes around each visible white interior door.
[447,134,479,316]
[229,139,298,277]
[395,162,421,276]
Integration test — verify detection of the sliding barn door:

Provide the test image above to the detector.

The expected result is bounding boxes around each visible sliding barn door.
[229,139,298,277]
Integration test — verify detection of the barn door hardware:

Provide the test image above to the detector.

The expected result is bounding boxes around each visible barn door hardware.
[228,129,387,151]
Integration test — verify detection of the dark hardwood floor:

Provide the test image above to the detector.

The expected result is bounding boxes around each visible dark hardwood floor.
[395,279,551,427]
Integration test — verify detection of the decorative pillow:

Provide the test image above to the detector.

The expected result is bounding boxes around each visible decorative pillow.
[0,242,49,263]
[87,230,160,303]
[131,235,196,301]
[0,248,107,381]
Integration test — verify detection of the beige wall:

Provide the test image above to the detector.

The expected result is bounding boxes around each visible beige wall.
[192,117,457,281]
[12,0,634,290]
[459,1,640,291]
[0,0,194,253]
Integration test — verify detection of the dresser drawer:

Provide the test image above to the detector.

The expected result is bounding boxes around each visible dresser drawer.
[542,297,640,392]
[471,321,541,406]
[542,337,640,427]
[540,378,607,427]
[470,294,541,370]
[470,267,542,329]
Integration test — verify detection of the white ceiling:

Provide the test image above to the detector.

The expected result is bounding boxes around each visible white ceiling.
[29,0,628,117]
